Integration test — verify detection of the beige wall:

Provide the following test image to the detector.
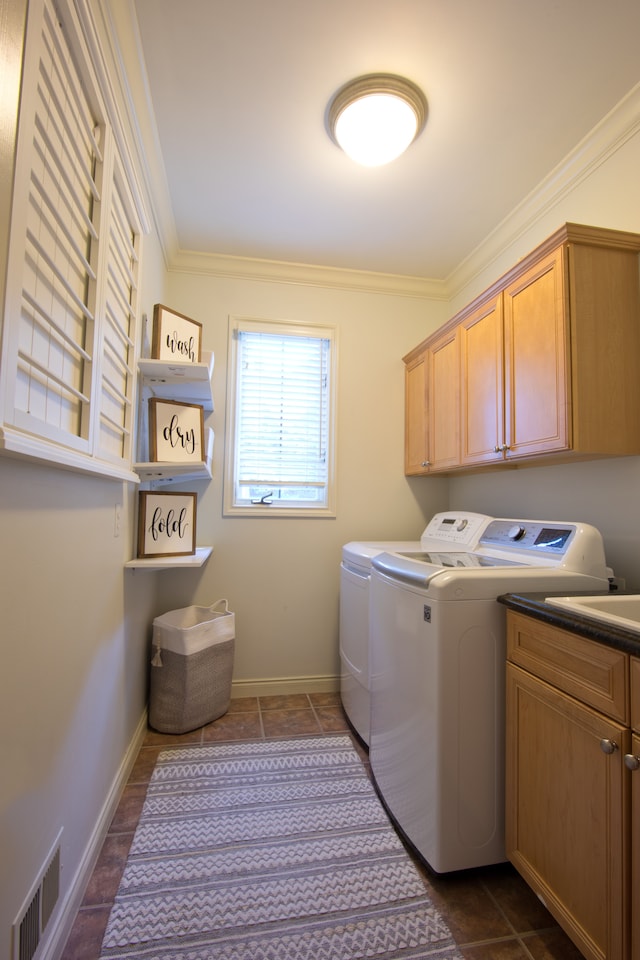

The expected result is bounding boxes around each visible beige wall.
[159,273,449,693]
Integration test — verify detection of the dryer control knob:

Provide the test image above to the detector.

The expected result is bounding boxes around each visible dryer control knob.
[508,525,525,541]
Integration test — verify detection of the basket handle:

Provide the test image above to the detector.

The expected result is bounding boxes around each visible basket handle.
[209,599,230,615]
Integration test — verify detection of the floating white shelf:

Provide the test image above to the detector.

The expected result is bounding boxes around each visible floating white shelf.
[125,546,213,570]
[133,460,212,483]
[138,351,214,411]
[134,428,214,484]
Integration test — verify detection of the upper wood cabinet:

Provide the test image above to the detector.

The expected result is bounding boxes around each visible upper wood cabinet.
[404,344,429,475]
[503,246,570,459]
[428,326,460,472]
[459,292,504,466]
[404,327,460,474]
[460,247,568,465]
[406,223,640,475]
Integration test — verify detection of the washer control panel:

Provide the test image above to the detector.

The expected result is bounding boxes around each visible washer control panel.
[480,520,575,555]
[421,512,492,547]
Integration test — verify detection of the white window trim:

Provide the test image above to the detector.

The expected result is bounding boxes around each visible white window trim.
[223,315,338,518]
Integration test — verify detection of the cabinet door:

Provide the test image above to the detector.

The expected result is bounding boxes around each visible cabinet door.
[631,661,640,960]
[459,292,504,465]
[506,662,629,960]
[631,657,640,733]
[404,348,429,475]
[503,248,570,458]
[427,326,460,471]
[630,731,640,960]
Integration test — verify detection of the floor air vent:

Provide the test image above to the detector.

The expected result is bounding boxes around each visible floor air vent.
[13,830,62,960]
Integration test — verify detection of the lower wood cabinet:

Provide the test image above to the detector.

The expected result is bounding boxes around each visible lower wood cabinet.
[629,660,640,960]
[506,611,633,960]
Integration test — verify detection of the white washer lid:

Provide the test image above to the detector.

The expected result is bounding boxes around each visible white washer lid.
[342,540,424,570]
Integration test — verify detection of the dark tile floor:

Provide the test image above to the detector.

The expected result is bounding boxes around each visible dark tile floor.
[60,693,584,960]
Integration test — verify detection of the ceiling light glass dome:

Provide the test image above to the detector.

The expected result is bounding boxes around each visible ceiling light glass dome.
[328,74,428,167]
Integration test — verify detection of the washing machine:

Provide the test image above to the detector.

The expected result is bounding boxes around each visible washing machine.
[339,512,492,743]
[369,517,611,873]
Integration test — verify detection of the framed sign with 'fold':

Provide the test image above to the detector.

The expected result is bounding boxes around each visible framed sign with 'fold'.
[137,491,197,558]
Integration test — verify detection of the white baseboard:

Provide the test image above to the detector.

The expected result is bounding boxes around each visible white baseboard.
[231,674,339,699]
[45,709,149,960]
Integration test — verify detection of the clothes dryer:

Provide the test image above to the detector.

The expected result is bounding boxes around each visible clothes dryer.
[340,512,492,743]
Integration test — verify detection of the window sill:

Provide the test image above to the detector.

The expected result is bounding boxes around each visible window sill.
[223,504,336,519]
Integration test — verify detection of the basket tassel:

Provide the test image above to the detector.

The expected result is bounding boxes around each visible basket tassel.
[151,644,163,667]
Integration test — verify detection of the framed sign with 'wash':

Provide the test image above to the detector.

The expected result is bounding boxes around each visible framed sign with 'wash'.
[137,491,197,558]
[152,304,202,363]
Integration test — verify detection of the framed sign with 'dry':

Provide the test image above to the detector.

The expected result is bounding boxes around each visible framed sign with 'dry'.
[152,304,202,363]
[149,398,205,463]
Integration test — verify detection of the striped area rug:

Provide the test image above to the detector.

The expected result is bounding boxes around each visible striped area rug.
[100,735,462,960]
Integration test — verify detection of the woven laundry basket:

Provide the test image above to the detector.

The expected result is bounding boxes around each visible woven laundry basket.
[149,600,235,734]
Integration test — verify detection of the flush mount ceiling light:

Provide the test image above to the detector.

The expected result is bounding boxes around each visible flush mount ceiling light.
[327,73,427,167]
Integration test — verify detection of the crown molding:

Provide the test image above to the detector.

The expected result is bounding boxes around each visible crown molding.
[447,81,640,303]
[169,248,448,300]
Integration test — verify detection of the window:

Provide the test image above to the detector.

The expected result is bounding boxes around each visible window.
[0,0,144,480]
[224,316,337,516]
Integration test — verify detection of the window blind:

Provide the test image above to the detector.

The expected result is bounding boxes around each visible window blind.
[236,330,330,494]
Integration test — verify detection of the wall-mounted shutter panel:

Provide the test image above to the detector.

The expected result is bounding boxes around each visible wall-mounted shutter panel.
[15,0,101,451]
[96,161,139,463]
[1,0,144,476]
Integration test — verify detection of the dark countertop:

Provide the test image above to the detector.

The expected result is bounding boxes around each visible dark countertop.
[498,591,640,657]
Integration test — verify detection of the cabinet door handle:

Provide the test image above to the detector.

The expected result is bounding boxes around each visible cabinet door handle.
[421,461,431,468]
[624,753,640,771]
[501,443,510,452]
[600,738,618,755]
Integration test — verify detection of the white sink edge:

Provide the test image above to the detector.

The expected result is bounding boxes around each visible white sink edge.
[544,595,640,635]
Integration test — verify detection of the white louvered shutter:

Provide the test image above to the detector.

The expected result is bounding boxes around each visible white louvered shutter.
[1,0,143,475]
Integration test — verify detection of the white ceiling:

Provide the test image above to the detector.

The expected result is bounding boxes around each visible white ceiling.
[130,0,640,281]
